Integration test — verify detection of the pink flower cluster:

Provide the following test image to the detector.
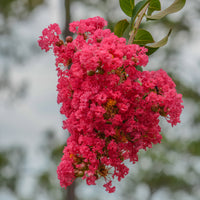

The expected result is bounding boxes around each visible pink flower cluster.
[38,16,184,193]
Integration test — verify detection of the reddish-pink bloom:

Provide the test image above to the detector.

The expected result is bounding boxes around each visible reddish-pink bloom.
[38,16,184,193]
[103,181,116,193]
[38,23,61,52]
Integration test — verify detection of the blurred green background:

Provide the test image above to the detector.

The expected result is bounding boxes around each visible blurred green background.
[0,0,200,200]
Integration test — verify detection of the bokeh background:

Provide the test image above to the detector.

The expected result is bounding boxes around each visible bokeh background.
[0,0,200,200]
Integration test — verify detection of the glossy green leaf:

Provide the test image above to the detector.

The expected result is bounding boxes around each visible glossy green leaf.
[119,0,135,17]
[146,29,172,55]
[114,19,130,37]
[147,0,161,16]
[133,29,154,45]
[131,0,150,26]
[146,0,186,20]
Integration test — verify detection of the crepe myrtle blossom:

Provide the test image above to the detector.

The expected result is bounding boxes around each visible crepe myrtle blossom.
[38,16,184,193]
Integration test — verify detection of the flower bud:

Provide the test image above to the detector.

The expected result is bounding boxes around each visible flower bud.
[66,36,73,43]
[55,39,64,47]
[87,70,95,76]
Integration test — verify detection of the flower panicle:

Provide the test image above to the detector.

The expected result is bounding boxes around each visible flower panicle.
[38,16,184,193]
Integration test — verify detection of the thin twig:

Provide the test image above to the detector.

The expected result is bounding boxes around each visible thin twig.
[128,3,150,45]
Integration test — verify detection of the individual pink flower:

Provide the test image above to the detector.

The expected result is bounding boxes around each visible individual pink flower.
[103,181,116,193]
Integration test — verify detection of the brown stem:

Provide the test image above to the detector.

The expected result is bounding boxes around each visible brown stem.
[63,0,73,38]
[65,181,76,200]
[128,3,150,45]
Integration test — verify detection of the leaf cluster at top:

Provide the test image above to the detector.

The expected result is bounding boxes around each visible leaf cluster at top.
[115,0,186,55]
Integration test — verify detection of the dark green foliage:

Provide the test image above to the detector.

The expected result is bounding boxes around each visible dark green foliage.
[188,141,200,156]
[0,0,16,18]
[38,172,52,190]
[0,0,44,21]
[0,147,25,194]
[51,144,65,164]
[0,152,9,168]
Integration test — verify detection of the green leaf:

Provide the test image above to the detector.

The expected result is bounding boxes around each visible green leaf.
[147,0,161,16]
[114,19,130,37]
[135,65,143,72]
[119,0,135,17]
[146,29,172,55]
[133,29,154,45]
[131,0,150,26]
[146,0,186,20]
[147,29,172,48]
[145,47,158,55]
